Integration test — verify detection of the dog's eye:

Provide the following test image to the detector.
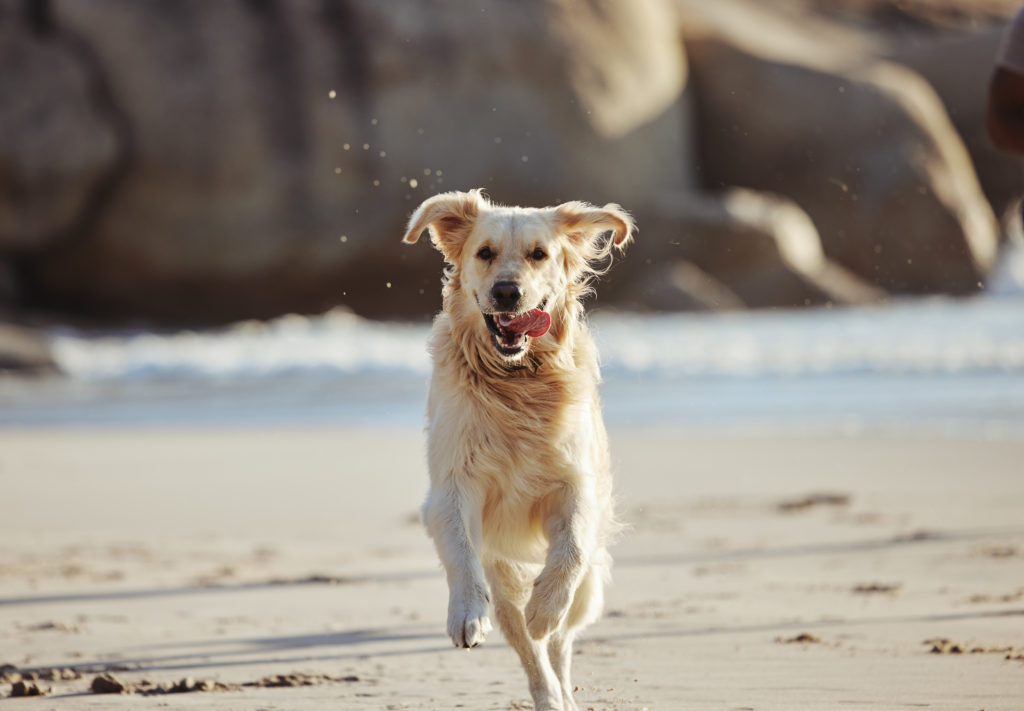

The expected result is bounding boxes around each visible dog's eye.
[477,246,494,261]
[529,248,547,261]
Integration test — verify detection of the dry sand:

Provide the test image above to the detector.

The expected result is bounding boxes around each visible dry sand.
[1,426,1022,709]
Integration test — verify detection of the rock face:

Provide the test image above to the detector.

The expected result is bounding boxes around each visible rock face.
[0,322,57,374]
[686,33,999,295]
[607,190,885,311]
[888,29,1024,224]
[3,0,693,324]
[0,4,123,254]
[0,0,1011,326]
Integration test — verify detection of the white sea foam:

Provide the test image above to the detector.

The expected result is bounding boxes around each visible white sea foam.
[4,296,1024,432]
[49,309,432,381]
[592,297,1024,378]
[46,297,1024,382]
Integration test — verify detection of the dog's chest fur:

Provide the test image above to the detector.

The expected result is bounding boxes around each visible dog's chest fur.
[425,315,601,563]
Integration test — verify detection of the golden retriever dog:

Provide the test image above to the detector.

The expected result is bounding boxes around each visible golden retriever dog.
[402,189,634,711]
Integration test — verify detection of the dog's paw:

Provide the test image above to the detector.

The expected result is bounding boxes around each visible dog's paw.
[447,590,492,648]
[525,577,572,640]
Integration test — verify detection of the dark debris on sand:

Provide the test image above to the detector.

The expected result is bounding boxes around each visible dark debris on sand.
[244,673,363,688]
[88,671,364,696]
[851,582,902,595]
[10,680,49,697]
[4,665,85,698]
[776,632,823,644]
[777,493,851,513]
[924,638,1022,660]
[3,661,367,698]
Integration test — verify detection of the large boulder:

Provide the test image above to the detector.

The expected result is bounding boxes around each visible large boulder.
[887,28,1024,227]
[0,322,57,374]
[7,0,693,325]
[0,2,123,254]
[680,5,1000,294]
[605,189,885,311]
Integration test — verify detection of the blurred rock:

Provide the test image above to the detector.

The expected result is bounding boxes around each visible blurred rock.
[0,1,123,253]
[608,190,885,310]
[0,663,18,683]
[10,680,47,697]
[0,260,18,304]
[11,0,693,324]
[0,322,57,374]
[683,18,999,294]
[1,0,1010,324]
[887,28,1024,229]
[90,673,126,694]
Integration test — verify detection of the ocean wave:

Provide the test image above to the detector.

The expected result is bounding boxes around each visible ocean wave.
[46,297,1024,383]
[49,309,432,381]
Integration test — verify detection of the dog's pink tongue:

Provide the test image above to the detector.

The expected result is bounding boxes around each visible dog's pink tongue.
[497,309,551,338]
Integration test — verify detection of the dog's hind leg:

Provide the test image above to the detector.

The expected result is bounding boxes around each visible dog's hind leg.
[548,562,604,711]
[547,630,578,711]
[486,560,564,711]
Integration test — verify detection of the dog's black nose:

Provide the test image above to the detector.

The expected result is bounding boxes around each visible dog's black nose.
[491,281,522,311]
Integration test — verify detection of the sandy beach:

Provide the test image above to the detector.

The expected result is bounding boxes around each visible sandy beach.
[2,0,1022,707]
[1,426,1022,709]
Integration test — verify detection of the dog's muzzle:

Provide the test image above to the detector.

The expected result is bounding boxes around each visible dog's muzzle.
[483,309,551,357]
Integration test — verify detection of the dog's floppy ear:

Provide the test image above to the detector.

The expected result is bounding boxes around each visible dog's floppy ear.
[554,201,636,254]
[402,189,486,261]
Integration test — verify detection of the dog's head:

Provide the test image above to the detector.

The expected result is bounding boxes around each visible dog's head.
[403,190,634,364]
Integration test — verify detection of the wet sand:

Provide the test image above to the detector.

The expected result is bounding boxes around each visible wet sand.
[1,427,1023,709]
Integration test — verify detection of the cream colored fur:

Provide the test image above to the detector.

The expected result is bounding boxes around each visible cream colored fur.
[402,189,634,711]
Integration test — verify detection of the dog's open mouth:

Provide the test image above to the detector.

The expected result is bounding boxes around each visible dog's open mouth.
[483,309,551,357]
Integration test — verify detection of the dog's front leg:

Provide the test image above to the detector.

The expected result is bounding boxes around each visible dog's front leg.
[423,483,492,648]
[525,485,590,641]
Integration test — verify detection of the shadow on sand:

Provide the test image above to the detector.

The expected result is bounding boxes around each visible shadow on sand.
[6,524,1023,678]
